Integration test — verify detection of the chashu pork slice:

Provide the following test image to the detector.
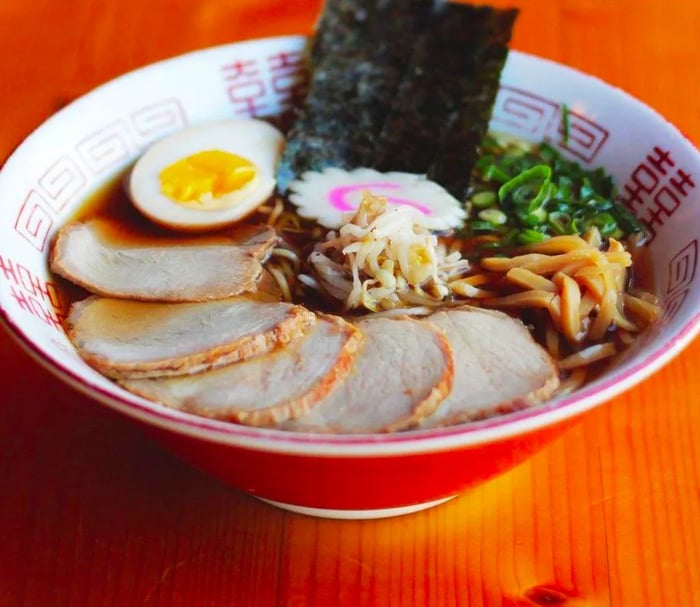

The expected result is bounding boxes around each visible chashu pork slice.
[121,314,361,427]
[281,317,454,434]
[67,296,316,379]
[418,307,560,429]
[50,220,279,301]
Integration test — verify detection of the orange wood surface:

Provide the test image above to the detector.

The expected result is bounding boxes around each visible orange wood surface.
[1,1,700,605]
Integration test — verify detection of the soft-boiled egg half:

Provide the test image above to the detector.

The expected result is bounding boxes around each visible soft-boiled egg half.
[128,118,285,231]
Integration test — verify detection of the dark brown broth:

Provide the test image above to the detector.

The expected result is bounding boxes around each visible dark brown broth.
[72,176,249,244]
[58,170,658,375]
[57,174,272,309]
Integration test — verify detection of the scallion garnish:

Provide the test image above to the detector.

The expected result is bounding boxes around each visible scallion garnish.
[561,103,570,144]
[518,229,551,245]
[478,208,508,225]
[471,190,497,208]
[463,135,645,249]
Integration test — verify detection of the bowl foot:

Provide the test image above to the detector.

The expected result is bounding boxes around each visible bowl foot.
[256,495,456,519]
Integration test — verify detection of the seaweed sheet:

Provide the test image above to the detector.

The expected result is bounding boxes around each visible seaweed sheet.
[277,0,434,192]
[308,0,371,66]
[277,0,518,200]
[374,3,518,200]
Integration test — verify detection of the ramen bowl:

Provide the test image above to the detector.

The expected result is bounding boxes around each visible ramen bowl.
[1,36,699,519]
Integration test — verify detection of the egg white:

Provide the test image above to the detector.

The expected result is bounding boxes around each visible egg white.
[128,118,285,231]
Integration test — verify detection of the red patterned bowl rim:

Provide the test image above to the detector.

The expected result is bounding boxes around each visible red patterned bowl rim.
[1,38,699,456]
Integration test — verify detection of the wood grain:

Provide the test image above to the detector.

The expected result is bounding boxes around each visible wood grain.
[1,1,700,606]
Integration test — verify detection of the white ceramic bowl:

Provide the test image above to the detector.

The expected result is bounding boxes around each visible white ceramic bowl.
[1,36,699,519]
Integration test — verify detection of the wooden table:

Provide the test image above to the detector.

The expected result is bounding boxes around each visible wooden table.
[1,1,699,605]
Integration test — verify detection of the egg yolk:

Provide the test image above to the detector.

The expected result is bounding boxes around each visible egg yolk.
[159,150,257,203]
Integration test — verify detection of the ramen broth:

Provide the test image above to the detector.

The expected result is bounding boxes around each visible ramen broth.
[55,139,658,401]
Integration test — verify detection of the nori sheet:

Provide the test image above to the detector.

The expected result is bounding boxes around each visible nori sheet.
[374,3,518,200]
[308,0,372,66]
[277,0,518,200]
[277,0,434,192]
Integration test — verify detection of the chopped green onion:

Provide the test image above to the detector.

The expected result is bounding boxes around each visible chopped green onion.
[518,229,551,245]
[477,240,506,250]
[471,190,497,208]
[610,203,645,235]
[467,137,643,242]
[551,200,573,214]
[539,143,558,164]
[561,103,571,144]
[483,164,511,183]
[548,211,572,235]
[518,207,548,227]
[498,165,552,211]
[554,176,573,201]
[580,212,619,238]
[585,196,613,211]
[478,208,508,225]
[470,220,498,233]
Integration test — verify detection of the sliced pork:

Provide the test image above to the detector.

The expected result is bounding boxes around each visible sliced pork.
[418,307,559,429]
[120,314,360,427]
[50,220,278,301]
[281,316,453,433]
[67,296,315,379]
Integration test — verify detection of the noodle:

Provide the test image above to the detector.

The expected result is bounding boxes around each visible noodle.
[520,234,591,254]
[481,248,622,274]
[583,227,603,248]
[556,273,582,344]
[269,266,292,301]
[558,342,618,370]
[454,273,499,286]
[267,197,285,226]
[364,306,434,319]
[505,267,557,292]
[579,292,597,318]
[628,288,660,304]
[548,294,562,327]
[617,329,636,346]
[557,261,591,276]
[611,308,638,332]
[555,367,588,395]
[271,247,301,267]
[483,290,557,308]
[298,273,321,291]
[544,320,561,359]
[624,293,661,325]
[450,281,498,298]
[455,229,660,389]
[251,151,660,401]
[588,268,616,341]
[573,269,606,300]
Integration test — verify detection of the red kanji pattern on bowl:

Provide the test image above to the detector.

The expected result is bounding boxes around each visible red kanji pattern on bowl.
[490,86,609,162]
[130,98,188,139]
[14,190,53,252]
[76,120,133,174]
[38,156,86,213]
[618,145,696,242]
[665,240,698,321]
[0,254,65,330]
